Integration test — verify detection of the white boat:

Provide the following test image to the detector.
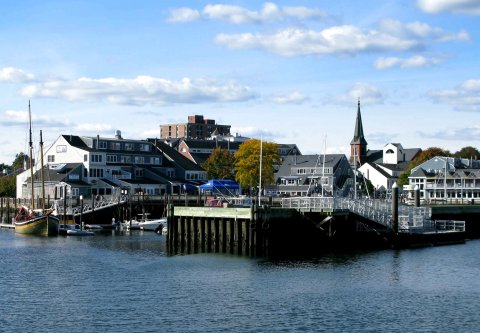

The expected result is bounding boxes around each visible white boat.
[84,224,103,230]
[125,214,166,232]
[139,217,167,232]
[59,223,94,236]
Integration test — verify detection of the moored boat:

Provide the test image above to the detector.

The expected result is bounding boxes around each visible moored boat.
[14,207,60,236]
[14,103,59,236]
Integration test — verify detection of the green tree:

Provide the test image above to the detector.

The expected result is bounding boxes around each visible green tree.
[234,139,279,190]
[12,152,27,171]
[202,147,235,179]
[398,147,451,186]
[0,174,16,197]
[454,146,480,159]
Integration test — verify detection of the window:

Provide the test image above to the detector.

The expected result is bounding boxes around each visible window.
[134,156,145,164]
[110,142,121,150]
[296,168,306,174]
[106,155,117,163]
[91,154,103,163]
[98,141,107,149]
[135,169,143,178]
[84,154,87,162]
[47,155,55,163]
[139,144,150,152]
[120,155,132,163]
[89,168,104,177]
[125,143,133,151]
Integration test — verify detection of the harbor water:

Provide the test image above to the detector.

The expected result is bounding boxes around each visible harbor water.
[1,229,480,332]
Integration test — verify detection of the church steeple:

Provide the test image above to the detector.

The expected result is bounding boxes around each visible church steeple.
[350,99,367,166]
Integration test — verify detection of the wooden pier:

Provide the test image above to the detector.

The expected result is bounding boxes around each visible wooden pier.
[166,191,468,256]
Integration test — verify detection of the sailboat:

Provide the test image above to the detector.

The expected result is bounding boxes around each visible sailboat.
[14,102,59,236]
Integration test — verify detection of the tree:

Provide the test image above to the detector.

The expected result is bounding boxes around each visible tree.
[12,152,27,171]
[398,147,451,186]
[0,174,16,197]
[234,139,279,190]
[202,147,235,179]
[454,146,480,159]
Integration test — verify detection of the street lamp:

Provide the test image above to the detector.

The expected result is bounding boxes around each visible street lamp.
[79,194,84,231]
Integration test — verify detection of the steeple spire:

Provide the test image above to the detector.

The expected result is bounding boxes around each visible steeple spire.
[350,98,368,166]
[351,98,367,146]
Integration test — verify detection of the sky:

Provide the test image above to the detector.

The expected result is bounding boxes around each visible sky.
[1,0,479,164]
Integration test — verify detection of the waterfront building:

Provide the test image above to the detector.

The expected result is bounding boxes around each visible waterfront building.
[358,143,421,192]
[407,156,480,204]
[160,114,231,140]
[275,154,353,197]
[16,131,206,201]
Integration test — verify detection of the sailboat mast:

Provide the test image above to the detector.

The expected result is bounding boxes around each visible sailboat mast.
[258,137,262,206]
[28,101,35,210]
[322,135,326,197]
[40,130,46,210]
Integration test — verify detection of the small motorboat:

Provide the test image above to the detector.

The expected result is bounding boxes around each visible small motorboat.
[59,223,94,236]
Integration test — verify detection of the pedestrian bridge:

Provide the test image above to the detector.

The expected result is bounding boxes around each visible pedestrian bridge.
[281,196,465,233]
[55,195,128,217]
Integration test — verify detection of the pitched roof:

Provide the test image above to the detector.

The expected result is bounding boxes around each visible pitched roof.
[182,139,242,150]
[149,139,204,171]
[350,100,367,145]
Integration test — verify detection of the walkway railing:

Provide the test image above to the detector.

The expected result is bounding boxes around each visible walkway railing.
[281,196,465,233]
[55,195,128,216]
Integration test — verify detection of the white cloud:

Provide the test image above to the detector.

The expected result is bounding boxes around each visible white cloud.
[170,2,326,24]
[328,82,386,105]
[378,19,469,42]
[0,67,35,83]
[374,55,442,69]
[427,79,480,111]
[20,75,256,105]
[420,126,480,141]
[215,20,468,56]
[167,7,201,23]
[75,123,113,132]
[271,92,308,104]
[230,126,277,140]
[0,110,69,127]
[418,0,480,15]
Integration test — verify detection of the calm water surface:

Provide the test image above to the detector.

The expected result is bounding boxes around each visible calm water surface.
[1,229,479,332]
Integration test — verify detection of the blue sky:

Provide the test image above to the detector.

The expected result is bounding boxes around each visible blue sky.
[1,0,479,164]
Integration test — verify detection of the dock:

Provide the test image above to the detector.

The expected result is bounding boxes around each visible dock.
[166,191,467,257]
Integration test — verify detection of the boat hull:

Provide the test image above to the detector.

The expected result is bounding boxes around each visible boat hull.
[139,218,167,231]
[15,215,60,236]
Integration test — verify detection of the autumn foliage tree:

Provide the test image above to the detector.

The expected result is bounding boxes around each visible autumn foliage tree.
[234,139,279,191]
[202,147,235,180]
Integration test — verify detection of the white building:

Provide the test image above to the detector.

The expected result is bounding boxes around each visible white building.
[17,131,171,200]
[408,156,480,204]
[358,143,421,192]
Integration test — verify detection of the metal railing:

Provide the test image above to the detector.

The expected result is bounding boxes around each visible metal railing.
[281,196,464,234]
